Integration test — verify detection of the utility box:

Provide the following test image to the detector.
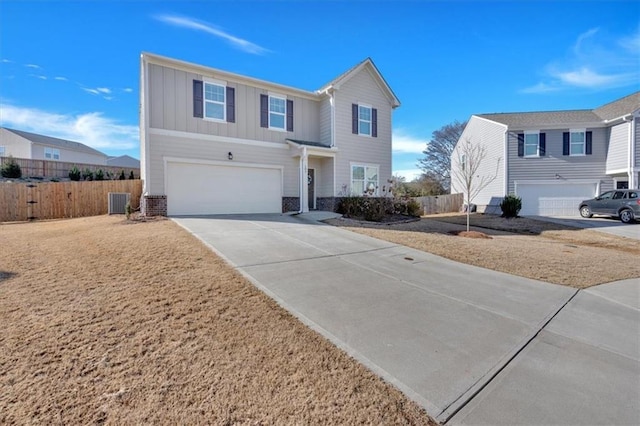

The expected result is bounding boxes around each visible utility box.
[108,192,131,214]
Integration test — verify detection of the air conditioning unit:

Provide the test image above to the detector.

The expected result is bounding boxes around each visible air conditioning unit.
[108,192,131,214]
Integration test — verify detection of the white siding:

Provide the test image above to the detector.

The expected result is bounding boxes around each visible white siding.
[333,69,393,195]
[0,129,31,158]
[606,122,630,173]
[450,116,506,209]
[30,144,107,165]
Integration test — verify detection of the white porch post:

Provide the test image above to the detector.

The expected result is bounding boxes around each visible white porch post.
[300,147,309,213]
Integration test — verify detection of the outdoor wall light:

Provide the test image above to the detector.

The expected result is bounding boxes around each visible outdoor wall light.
[555,173,561,179]
[228,152,233,160]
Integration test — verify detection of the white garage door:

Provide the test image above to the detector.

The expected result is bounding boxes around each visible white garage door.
[517,183,597,217]
[166,161,282,215]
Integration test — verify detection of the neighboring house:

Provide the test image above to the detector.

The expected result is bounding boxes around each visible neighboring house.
[451,92,640,216]
[107,155,140,169]
[0,127,108,165]
[139,52,400,216]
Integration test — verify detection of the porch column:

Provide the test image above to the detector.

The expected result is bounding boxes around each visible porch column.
[300,147,309,213]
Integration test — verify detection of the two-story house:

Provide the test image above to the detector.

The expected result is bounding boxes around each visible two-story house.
[139,53,400,216]
[451,92,639,216]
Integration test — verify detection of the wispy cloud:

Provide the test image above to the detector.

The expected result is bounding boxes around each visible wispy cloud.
[122,88,133,93]
[31,75,47,80]
[392,129,426,154]
[82,86,114,100]
[0,104,138,151]
[54,76,68,81]
[155,14,270,55]
[25,63,41,69]
[2,59,13,63]
[522,27,640,93]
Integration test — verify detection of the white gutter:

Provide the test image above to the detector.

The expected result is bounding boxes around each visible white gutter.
[503,129,508,196]
[629,116,637,189]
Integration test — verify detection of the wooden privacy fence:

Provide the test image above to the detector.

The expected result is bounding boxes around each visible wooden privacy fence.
[414,193,464,215]
[0,180,142,222]
[0,156,139,179]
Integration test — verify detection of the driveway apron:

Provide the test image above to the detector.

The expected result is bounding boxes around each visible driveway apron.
[173,214,637,424]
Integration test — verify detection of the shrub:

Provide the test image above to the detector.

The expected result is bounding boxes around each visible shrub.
[337,196,419,222]
[500,194,522,218]
[129,170,135,180]
[1,156,22,179]
[95,169,105,181]
[124,201,133,220]
[69,165,81,181]
[119,170,126,180]
[82,168,94,181]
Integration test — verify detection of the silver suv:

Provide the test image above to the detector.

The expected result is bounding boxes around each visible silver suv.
[579,189,640,223]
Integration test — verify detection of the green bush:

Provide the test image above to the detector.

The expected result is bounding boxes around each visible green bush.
[95,169,105,181]
[500,194,522,218]
[125,201,133,220]
[129,170,135,180]
[69,165,81,181]
[1,157,22,178]
[119,170,126,180]
[337,196,419,222]
[82,168,93,181]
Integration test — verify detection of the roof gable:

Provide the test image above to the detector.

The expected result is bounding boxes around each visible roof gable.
[593,91,640,121]
[317,58,401,108]
[2,127,107,157]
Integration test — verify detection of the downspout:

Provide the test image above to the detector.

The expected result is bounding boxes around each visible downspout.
[630,116,637,189]
[503,129,509,196]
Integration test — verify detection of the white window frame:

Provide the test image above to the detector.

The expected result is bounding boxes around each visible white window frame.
[524,131,540,157]
[0,146,5,156]
[44,147,60,160]
[569,129,586,156]
[358,104,372,137]
[460,153,467,171]
[268,93,287,131]
[203,78,226,122]
[350,163,379,196]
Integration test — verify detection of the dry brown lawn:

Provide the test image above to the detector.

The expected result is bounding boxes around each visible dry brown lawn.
[327,214,640,288]
[0,216,435,425]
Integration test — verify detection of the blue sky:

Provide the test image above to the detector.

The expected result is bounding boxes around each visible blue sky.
[1,0,638,180]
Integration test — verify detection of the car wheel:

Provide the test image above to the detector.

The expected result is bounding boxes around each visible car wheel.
[579,206,593,218]
[619,209,634,224]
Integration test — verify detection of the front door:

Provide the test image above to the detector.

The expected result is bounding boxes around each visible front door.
[307,169,315,210]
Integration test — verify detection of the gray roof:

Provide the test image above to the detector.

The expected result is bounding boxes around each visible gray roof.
[107,155,140,168]
[2,127,107,157]
[286,138,331,148]
[477,91,640,128]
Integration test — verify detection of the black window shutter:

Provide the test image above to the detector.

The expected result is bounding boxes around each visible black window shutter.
[539,133,546,156]
[286,99,294,132]
[372,108,377,138]
[517,133,524,157]
[226,87,235,123]
[586,131,592,155]
[352,104,358,134]
[193,80,203,118]
[260,94,268,128]
[562,132,570,156]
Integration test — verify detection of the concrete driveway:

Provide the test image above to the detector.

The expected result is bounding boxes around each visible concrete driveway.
[529,215,640,240]
[174,213,639,425]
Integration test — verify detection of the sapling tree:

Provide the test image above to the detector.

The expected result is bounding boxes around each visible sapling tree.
[451,137,501,231]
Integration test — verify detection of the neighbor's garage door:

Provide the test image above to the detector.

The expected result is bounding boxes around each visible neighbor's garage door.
[517,183,597,217]
[166,161,282,215]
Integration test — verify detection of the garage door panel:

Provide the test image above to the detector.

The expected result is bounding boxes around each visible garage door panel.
[517,183,597,217]
[167,162,282,215]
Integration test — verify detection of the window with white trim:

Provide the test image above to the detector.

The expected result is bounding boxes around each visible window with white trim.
[351,164,379,196]
[44,147,60,160]
[524,132,539,157]
[204,81,226,121]
[0,146,5,156]
[358,105,372,136]
[269,95,286,130]
[570,130,585,156]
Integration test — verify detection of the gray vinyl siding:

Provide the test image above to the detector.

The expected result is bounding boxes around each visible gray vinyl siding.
[309,157,334,197]
[319,97,331,146]
[333,69,393,195]
[606,122,630,173]
[147,63,320,144]
[507,127,609,193]
[145,134,299,196]
[635,116,640,167]
[0,129,31,158]
[450,116,506,208]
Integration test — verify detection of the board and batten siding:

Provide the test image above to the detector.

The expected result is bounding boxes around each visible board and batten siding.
[145,133,298,197]
[332,68,393,195]
[147,63,321,144]
[450,116,506,209]
[507,127,611,194]
[606,122,630,173]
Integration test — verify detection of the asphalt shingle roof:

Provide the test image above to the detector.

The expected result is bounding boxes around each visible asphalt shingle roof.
[2,127,107,157]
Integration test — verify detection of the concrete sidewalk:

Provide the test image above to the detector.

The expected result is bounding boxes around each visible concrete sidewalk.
[174,213,639,424]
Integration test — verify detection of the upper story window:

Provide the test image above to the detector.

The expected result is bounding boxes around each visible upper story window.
[192,79,235,123]
[563,130,591,156]
[352,103,377,137]
[260,94,293,132]
[460,153,467,171]
[570,130,585,155]
[517,132,546,158]
[269,95,286,130]
[44,147,60,160]
[0,146,5,156]
[204,81,225,121]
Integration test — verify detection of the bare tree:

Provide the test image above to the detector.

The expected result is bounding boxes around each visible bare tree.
[417,120,467,191]
[451,137,501,231]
